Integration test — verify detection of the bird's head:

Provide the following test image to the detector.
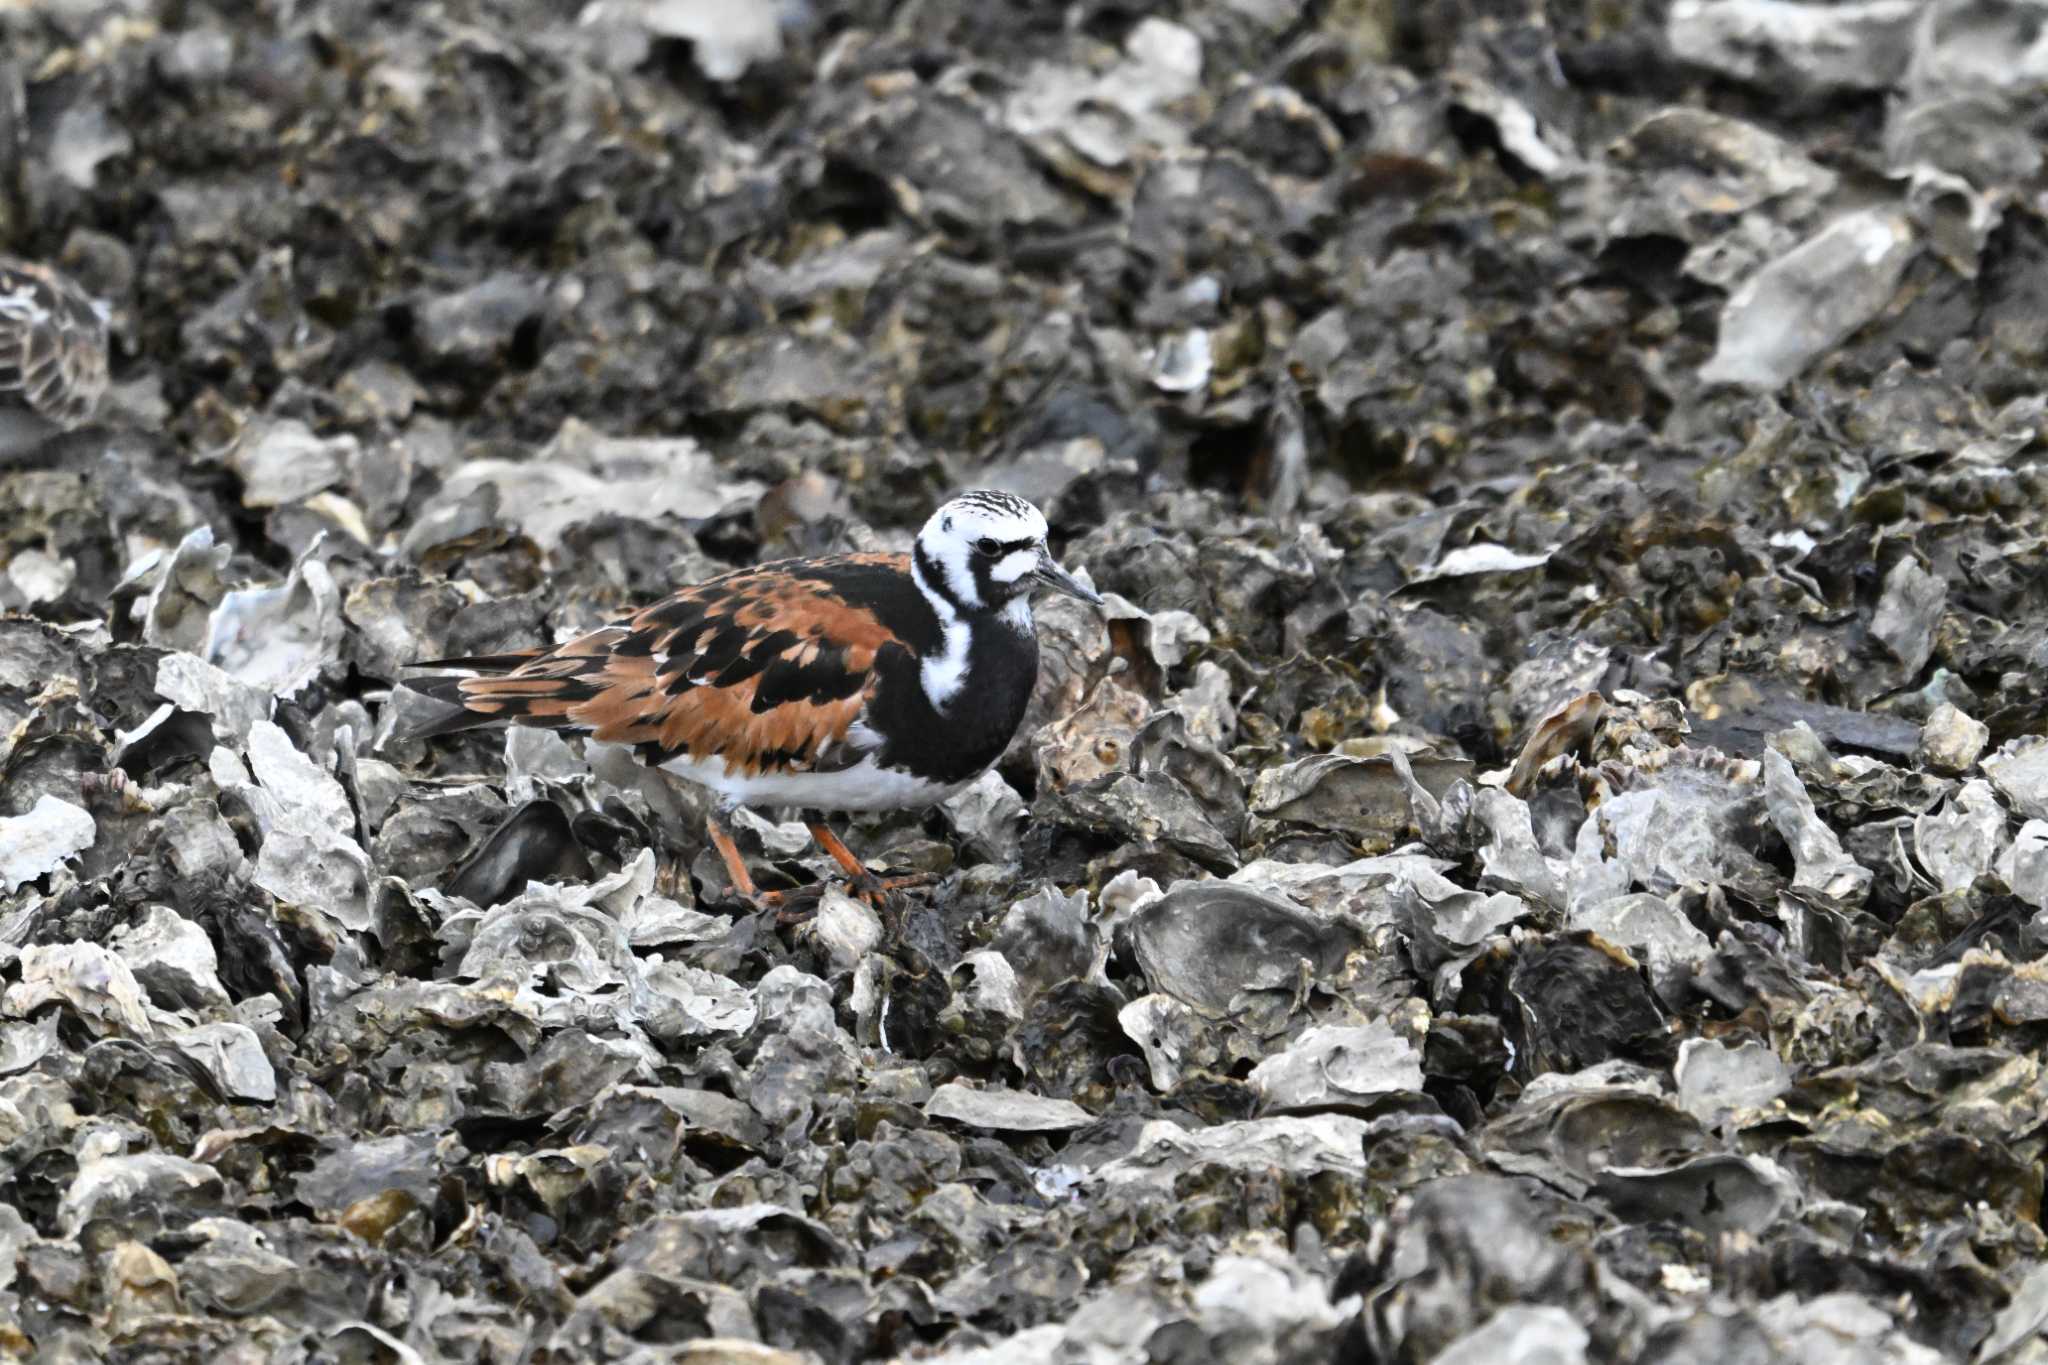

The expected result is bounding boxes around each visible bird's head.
[913,489,1101,615]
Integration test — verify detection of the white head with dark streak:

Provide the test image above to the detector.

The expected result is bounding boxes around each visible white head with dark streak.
[911,489,1101,617]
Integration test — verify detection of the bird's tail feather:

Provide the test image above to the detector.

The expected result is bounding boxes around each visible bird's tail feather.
[400,650,547,739]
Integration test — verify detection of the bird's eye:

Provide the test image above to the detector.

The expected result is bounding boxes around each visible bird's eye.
[974,537,1001,557]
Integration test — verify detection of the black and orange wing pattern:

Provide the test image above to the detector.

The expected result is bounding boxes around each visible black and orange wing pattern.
[0,258,109,427]
[411,553,918,777]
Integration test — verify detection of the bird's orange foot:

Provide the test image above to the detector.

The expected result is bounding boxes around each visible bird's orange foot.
[767,871,935,926]
[845,868,938,909]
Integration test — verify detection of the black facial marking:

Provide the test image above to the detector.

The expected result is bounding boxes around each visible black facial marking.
[914,541,967,614]
[971,543,1037,607]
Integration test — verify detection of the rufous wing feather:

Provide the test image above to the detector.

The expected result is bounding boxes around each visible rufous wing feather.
[408,554,914,777]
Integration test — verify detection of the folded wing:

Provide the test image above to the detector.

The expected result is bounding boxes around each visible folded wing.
[409,554,913,779]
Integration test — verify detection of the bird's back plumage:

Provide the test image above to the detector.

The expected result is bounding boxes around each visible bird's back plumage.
[410,550,1040,811]
[407,490,1097,904]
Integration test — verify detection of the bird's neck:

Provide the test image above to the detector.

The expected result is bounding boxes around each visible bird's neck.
[910,554,1031,713]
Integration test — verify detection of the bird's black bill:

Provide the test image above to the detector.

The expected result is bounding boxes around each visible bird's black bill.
[1032,550,1103,605]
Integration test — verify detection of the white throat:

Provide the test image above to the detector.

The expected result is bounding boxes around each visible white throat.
[912,556,973,711]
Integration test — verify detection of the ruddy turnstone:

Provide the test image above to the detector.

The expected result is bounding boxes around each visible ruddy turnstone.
[409,489,1102,910]
[0,256,110,453]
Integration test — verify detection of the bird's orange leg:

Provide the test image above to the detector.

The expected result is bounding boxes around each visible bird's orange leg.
[807,821,872,882]
[804,821,937,905]
[705,808,785,908]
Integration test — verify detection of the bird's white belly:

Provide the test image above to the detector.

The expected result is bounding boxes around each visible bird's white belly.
[658,750,973,813]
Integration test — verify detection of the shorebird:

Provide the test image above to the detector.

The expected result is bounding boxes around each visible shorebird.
[409,489,1101,912]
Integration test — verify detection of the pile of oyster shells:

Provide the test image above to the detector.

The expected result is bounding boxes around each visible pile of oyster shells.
[6,0,2048,1360]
